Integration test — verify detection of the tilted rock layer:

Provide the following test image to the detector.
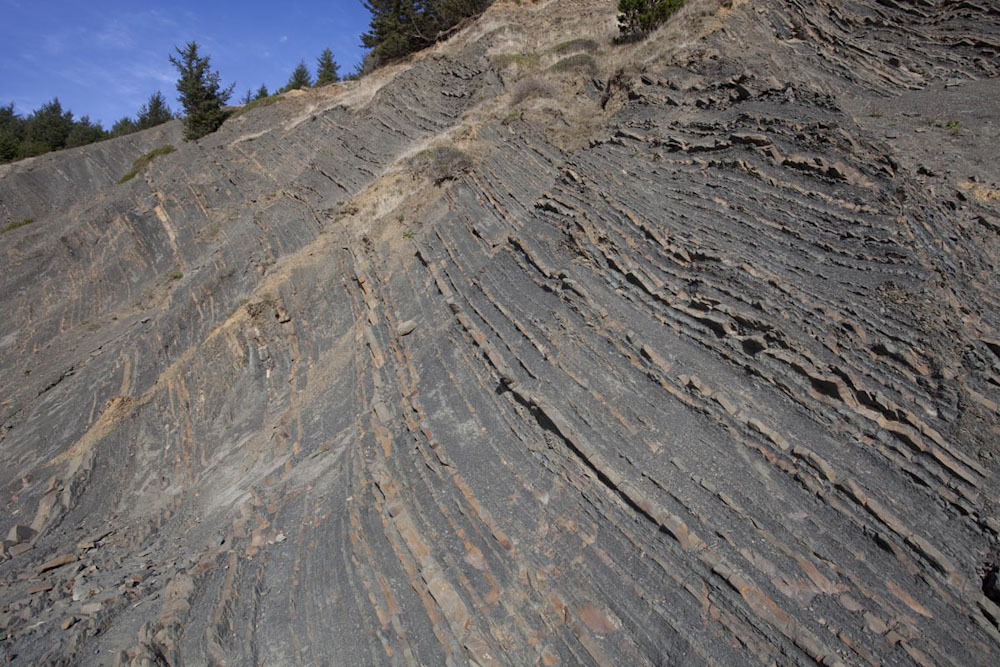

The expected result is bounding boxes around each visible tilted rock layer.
[1,0,999,664]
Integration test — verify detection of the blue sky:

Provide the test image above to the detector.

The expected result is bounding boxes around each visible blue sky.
[0,0,371,126]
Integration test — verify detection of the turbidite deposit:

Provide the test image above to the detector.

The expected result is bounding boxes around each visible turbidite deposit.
[2,0,1000,664]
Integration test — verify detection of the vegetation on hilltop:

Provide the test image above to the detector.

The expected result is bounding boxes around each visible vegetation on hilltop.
[170,41,234,141]
[283,61,314,92]
[109,92,175,138]
[617,0,685,38]
[316,48,341,86]
[2,0,501,160]
[362,0,495,67]
[0,91,173,164]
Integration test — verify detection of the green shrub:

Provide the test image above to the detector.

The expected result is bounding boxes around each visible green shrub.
[618,0,685,38]
[1,217,34,233]
[118,145,176,184]
[941,120,961,135]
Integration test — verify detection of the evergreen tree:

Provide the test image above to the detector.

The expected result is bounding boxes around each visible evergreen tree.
[284,61,313,91]
[1,99,114,163]
[316,48,340,86]
[344,60,368,81]
[241,89,254,105]
[361,0,492,67]
[21,98,74,156]
[110,116,138,137]
[65,116,107,148]
[427,0,493,31]
[136,91,173,130]
[255,84,270,100]
[361,0,422,65]
[617,0,684,38]
[169,41,234,141]
[0,103,24,162]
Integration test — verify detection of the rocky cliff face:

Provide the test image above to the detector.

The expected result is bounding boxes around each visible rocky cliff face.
[1,1,999,664]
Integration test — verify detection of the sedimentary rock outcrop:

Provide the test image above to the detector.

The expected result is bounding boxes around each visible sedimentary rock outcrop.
[1,1,998,664]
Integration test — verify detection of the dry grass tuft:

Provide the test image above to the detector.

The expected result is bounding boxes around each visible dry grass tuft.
[550,53,598,76]
[491,52,540,72]
[409,146,475,185]
[510,77,556,106]
[552,38,600,55]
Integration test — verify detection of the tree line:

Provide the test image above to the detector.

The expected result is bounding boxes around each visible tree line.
[0,92,172,164]
[238,47,349,105]
[171,0,685,141]
[359,0,685,64]
[174,43,353,141]
[0,44,348,163]
[2,0,503,163]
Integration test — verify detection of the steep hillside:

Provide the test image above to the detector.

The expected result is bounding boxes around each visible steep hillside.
[1,0,999,664]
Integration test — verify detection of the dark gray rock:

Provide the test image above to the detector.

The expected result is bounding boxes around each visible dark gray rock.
[6,525,36,544]
[0,0,998,665]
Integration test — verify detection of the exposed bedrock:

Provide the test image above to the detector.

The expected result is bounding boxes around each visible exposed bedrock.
[0,0,998,665]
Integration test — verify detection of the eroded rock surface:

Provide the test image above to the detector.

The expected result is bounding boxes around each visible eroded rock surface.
[1,1,998,664]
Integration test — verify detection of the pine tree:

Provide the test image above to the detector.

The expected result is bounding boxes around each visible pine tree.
[241,89,254,106]
[136,91,173,130]
[316,48,340,86]
[169,41,234,141]
[284,61,313,91]
[344,61,366,81]
[1,100,112,163]
[65,116,107,148]
[20,98,74,155]
[361,0,492,67]
[110,116,138,137]
[617,0,684,38]
[0,103,24,163]
[255,84,270,100]
[362,0,422,65]
[427,0,492,32]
